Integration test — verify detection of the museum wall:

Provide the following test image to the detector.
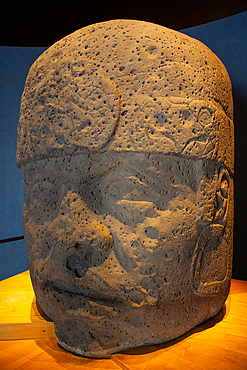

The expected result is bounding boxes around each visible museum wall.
[1,0,247,46]
[1,3,247,280]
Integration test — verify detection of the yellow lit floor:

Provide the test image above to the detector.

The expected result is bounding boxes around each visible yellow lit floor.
[0,271,247,369]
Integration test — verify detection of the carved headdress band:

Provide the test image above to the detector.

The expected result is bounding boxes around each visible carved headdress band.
[16,20,234,174]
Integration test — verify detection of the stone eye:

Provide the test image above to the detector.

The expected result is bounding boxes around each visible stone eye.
[28,179,61,224]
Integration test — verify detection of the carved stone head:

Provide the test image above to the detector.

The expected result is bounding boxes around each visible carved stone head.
[16,20,234,358]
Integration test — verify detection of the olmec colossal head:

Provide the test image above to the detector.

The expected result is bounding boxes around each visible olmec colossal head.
[16,20,234,358]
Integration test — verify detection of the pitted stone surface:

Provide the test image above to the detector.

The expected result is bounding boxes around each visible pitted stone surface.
[16,20,234,173]
[16,20,234,358]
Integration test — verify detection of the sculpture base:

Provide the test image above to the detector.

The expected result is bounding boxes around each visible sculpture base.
[0,271,247,368]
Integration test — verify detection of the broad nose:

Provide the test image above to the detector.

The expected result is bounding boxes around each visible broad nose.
[46,190,113,253]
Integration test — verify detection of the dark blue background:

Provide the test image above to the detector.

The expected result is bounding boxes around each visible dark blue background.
[0,12,246,280]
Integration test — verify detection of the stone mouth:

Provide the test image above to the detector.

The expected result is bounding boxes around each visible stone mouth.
[47,280,125,305]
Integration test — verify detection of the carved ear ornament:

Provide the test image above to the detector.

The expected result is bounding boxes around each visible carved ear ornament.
[190,224,230,295]
[190,168,230,296]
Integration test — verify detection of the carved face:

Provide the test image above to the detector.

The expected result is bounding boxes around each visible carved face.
[17,20,234,358]
[22,151,230,357]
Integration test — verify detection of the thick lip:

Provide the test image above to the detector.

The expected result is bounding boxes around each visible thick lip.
[47,280,125,305]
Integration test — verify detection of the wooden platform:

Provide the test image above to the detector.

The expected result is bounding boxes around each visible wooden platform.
[0,271,247,369]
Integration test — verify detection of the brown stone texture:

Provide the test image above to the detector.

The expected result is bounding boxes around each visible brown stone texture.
[16,20,234,358]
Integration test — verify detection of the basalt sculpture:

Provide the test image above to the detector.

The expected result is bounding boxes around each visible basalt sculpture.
[16,20,234,358]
